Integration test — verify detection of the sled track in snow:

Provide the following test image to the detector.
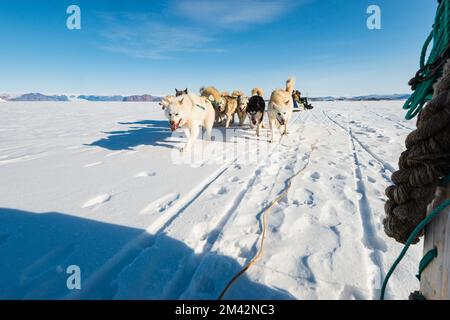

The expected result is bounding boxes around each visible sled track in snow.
[66,112,305,299]
[346,123,387,297]
[322,110,395,174]
[164,112,308,299]
[323,109,388,298]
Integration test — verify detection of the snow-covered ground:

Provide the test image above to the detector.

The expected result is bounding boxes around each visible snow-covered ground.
[0,101,422,300]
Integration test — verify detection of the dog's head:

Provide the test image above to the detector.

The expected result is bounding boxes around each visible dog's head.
[209,94,226,113]
[237,96,249,112]
[159,95,174,110]
[272,104,290,125]
[165,96,190,131]
[247,109,262,126]
[247,97,265,126]
[175,88,188,97]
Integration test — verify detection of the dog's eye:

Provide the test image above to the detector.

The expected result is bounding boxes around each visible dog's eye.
[175,113,179,116]
[277,112,281,116]
[169,113,172,116]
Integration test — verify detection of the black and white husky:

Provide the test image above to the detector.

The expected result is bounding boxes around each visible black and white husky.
[246,89,266,137]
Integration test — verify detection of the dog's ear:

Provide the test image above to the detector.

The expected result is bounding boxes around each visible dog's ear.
[208,94,214,102]
[183,88,188,94]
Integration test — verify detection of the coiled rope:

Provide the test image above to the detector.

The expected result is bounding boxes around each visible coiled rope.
[403,0,450,120]
[384,87,450,244]
[218,141,318,300]
[381,0,450,298]
[381,65,450,299]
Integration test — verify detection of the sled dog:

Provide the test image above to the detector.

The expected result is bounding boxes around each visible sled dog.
[200,86,226,126]
[268,77,295,142]
[165,93,215,152]
[232,90,249,126]
[222,93,239,128]
[246,90,266,137]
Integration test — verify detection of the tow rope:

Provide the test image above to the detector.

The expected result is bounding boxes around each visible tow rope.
[218,140,318,300]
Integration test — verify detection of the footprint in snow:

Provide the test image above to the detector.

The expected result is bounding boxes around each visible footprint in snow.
[367,176,376,183]
[82,194,111,208]
[310,172,321,182]
[292,188,316,207]
[335,174,347,180]
[228,176,239,183]
[140,193,180,214]
[214,186,229,195]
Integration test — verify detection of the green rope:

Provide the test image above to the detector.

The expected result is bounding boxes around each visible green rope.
[416,248,438,280]
[403,0,450,120]
[380,198,450,300]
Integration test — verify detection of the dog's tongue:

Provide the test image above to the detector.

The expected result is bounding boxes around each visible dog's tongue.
[170,121,179,131]
[252,119,257,125]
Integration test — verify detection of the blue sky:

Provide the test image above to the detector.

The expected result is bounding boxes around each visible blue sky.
[0,0,436,96]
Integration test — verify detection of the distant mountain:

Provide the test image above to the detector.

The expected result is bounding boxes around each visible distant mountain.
[10,93,69,101]
[122,94,162,102]
[309,96,335,101]
[310,94,410,101]
[1,93,163,102]
[348,94,410,101]
[78,95,124,102]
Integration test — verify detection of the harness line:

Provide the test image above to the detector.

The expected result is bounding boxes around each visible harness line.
[218,139,318,300]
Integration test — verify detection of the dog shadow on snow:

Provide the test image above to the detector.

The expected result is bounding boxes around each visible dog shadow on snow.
[88,119,256,151]
[0,207,296,300]
[87,119,178,151]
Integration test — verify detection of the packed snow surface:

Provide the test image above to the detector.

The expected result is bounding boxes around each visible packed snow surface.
[0,101,422,299]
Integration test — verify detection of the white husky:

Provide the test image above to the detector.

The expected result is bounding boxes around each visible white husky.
[268,77,296,143]
[165,93,215,152]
